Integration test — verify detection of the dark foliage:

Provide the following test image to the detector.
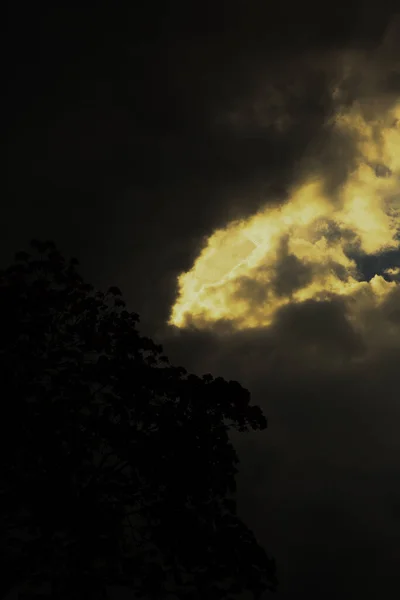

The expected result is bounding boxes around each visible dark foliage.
[0,240,276,599]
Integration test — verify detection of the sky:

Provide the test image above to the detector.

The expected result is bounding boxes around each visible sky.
[5,2,400,597]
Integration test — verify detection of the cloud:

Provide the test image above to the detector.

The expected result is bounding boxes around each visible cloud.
[169,89,399,335]
[159,20,400,597]
[166,17,400,339]
[5,8,400,597]
[384,265,400,278]
[161,283,400,595]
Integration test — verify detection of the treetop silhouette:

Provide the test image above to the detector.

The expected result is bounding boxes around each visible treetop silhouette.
[0,240,276,599]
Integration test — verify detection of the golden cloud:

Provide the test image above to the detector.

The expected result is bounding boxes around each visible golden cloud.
[169,99,400,333]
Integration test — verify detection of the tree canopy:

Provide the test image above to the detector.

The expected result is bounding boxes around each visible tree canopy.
[0,240,276,599]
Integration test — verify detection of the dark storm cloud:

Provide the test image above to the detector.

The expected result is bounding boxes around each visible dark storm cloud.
[7,9,398,346]
[160,288,400,596]
[5,4,400,598]
[269,237,315,298]
[269,297,366,359]
[233,273,272,309]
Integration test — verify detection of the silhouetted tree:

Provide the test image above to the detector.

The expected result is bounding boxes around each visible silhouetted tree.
[0,240,276,599]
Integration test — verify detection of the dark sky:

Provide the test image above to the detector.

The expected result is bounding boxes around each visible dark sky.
[5,3,400,597]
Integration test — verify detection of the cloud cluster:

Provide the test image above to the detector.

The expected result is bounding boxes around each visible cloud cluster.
[161,21,400,597]
[169,100,399,344]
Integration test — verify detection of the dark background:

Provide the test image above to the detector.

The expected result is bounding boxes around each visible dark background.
[5,2,400,597]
